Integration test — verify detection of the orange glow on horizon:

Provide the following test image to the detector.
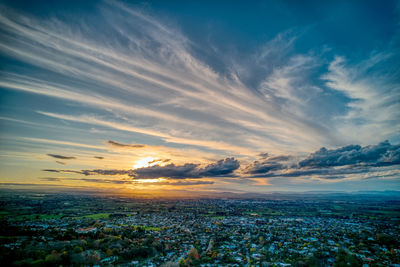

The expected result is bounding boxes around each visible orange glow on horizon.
[134,178,164,183]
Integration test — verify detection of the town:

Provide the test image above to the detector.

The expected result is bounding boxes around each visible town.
[0,190,399,266]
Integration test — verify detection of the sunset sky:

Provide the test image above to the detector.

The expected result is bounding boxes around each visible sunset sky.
[0,0,399,196]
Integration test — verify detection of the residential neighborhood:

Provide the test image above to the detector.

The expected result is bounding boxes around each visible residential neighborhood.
[0,191,399,266]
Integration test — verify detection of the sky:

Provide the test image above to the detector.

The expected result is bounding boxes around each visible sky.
[0,0,399,196]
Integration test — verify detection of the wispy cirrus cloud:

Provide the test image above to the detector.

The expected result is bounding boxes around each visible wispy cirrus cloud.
[0,1,353,158]
[323,54,400,144]
[36,111,256,154]
[18,137,105,151]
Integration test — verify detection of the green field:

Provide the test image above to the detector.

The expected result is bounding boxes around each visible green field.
[0,211,9,217]
[80,213,110,219]
[135,225,162,231]
[210,216,226,220]
[14,214,63,221]
[367,210,400,216]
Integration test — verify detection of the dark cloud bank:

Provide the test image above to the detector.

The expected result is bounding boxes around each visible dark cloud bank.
[248,141,400,179]
[244,155,293,175]
[43,157,240,179]
[133,157,239,179]
[299,141,400,168]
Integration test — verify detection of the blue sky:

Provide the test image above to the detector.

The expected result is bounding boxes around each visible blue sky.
[0,0,399,195]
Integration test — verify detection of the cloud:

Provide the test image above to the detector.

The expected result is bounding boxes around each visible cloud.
[258,153,269,158]
[42,169,133,176]
[323,54,400,143]
[37,111,255,155]
[40,177,131,184]
[40,177,62,181]
[245,141,400,180]
[299,140,400,168]
[149,158,170,164]
[47,154,76,160]
[107,140,145,148]
[55,161,66,165]
[244,154,293,174]
[250,165,400,181]
[132,157,239,179]
[268,155,293,161]
[43,157,240,179]
[80,169,133,176]
[250,167,359,178]
[20,137,104,150]
[68,178,131,184]
[94,156,104,159]
[132,163,198,179]
[199,158,240,176]
[42,141,399,181]
[0,183,55,187]
[259,54,320,110]
[40,176,212,186]
[0,2,354,158]
[159,180,214,186]
[42,169,64,173]
[244,161,284,174]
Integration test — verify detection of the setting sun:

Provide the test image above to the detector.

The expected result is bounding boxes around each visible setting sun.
[133,157,156,169]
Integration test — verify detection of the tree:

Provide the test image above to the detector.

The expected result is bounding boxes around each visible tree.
[333,250,361,267]
[45,250,60,264]
[106,248,113,256]
[188,247,199,261]
[179,258,187,267]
